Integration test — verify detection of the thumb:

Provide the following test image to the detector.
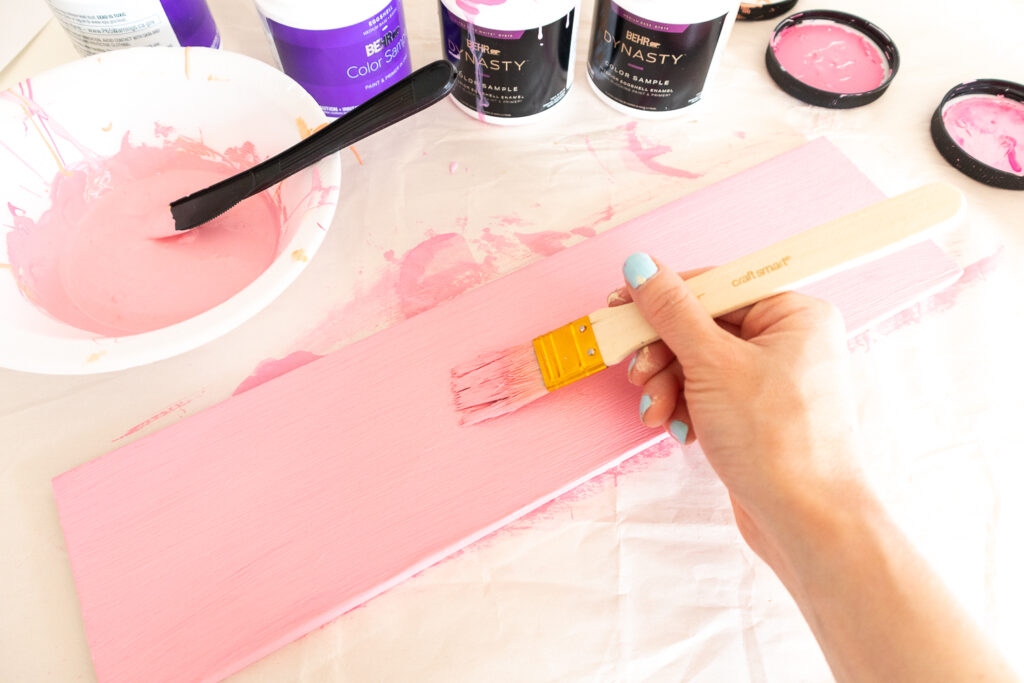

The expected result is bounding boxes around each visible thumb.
[623,252,726,365]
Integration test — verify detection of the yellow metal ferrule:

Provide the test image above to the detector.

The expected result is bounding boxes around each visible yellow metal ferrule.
[532,316,607,392]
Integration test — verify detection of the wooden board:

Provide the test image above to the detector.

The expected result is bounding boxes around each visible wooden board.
[52,139,963,683]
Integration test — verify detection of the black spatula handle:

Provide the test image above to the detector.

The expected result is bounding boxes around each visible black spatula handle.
[170,60,457,231]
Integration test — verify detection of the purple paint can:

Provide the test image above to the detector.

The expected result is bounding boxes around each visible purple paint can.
[44,0,219,57]
[255,0,413,118]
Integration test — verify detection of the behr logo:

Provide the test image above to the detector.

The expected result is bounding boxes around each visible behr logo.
[366,27,401,57]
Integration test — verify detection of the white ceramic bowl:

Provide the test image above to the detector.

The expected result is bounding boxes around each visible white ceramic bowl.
[0,47,340,375]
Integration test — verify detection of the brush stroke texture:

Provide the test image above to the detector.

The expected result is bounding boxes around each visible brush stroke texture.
[52,139,962,683]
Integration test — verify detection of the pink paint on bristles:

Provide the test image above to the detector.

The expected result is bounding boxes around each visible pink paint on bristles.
[450,343,547,425]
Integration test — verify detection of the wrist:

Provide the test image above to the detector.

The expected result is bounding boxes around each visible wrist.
[746,475,888,593]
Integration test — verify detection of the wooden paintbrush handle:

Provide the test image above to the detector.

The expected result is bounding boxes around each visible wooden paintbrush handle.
[592,183,965,365]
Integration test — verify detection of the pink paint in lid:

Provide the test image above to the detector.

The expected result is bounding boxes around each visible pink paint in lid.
[931,79,1024,190]
[765,10,899,108]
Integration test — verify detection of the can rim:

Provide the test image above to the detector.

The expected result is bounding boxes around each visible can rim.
[737,0,799,22]
[764,9,900,109]
[930,79,1024,190]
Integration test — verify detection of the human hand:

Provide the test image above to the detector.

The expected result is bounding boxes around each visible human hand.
[612,253,1023,683]
[611,253,872,562]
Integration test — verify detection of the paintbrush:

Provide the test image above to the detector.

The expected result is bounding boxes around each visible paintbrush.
[157,60,456,236]
[451,183,965,425]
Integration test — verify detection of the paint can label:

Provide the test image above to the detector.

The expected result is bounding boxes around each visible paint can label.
[158,0,220,51]
[440,6,577,119]
[45,0,219,56]
[588,2,727,112]
[262,0,412,118]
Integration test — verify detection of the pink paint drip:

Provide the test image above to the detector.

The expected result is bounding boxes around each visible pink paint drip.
[943,95,1024,175]
[454,0,507,15]
[619,122,703,179]
[466,22,488,121]
[772,22,887,94]
[3,80,98,167]
[113,396,198,442]
[582,133,615,177]
[449,0,511,120]
[0,139,49,183]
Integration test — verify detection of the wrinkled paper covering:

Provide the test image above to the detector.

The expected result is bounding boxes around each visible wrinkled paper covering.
[1,0,1022,681]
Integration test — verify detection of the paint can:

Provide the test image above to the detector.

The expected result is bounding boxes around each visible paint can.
[587,0,739,119]
[254,0,413,118]
[439,0,581,126]
[43,0,220,57]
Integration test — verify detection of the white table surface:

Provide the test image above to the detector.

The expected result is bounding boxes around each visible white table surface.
[2,1,1023,681]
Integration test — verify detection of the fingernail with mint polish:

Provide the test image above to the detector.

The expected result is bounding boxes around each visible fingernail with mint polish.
[669,420,689,443]
[628,355,637,374]
[624,253,658,289]
[639,394,653,421]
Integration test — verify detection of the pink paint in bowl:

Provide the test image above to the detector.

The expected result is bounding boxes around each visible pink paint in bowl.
[7,136,288,336]
[765,10,899,109]
[0,47,340,375]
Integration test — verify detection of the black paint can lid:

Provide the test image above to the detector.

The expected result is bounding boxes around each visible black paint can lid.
[764,10,900,109]
[738,0,798,22]
[930,79,1024,191]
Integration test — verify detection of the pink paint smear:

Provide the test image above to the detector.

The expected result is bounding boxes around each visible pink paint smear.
[619,122,703,179]
[849,250,1002,353]
[234,206,619,394]
[233,351,323,396]
[113,396,199,442]
[454,0,506,16]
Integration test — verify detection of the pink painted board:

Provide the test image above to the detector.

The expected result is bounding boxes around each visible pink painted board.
[53,138,962,683]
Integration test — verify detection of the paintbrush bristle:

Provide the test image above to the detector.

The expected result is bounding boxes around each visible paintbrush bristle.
[450,343,549,425]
